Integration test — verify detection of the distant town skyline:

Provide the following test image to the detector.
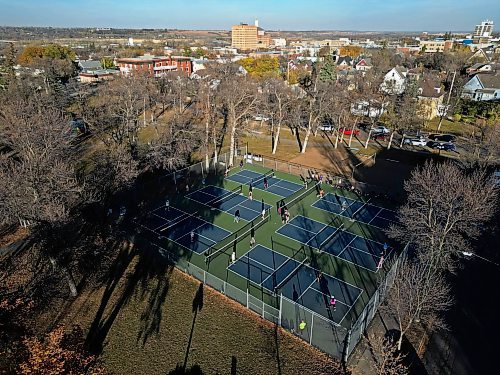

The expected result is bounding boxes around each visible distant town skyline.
[0,0,498,32]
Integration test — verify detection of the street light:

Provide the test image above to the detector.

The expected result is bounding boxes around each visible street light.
[462,251,499,266]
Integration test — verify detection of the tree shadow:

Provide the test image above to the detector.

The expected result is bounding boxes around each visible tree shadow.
[385,329,429,375]
[182,283,204,370]
[85,238,173,354]
[168,364,204,375]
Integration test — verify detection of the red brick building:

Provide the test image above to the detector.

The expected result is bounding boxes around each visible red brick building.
[115,55,193,76]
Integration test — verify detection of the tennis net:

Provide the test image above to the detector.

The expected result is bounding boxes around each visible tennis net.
[273,257,309,292]
[319,223,345,251]
[251,170,274,187]
[207,185,243,206]
[278,181,319,211]
[205,211,270,264]
[159,210,197,233]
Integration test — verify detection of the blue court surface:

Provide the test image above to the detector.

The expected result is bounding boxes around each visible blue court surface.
[228,245,363,324]
[312,193,397,229]
[187,185,272,221]
[276,216,391,272]
[140,206,232,254]
[226,169,303,198]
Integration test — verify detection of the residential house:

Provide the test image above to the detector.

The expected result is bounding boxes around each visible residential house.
[467,48,490,63]
[416,77,445,120]
[78,60,102,72]
[336,56,353,71]
[466,63,493,75]
[350,99,388,118]
[79,69,119,83]
[462,73,500,101]
[354,57,372,72]
[380,66,408,95]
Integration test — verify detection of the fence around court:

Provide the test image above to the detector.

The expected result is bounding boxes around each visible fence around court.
[146,149,407,362]
[150,236,408,363]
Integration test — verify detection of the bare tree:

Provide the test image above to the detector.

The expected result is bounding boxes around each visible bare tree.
[389,162,498,273]
[368,334,409,375]
[384,257,453,350]
[260,78,296,154]
[0,86,85,297]
[299,67,332,153]
[147,113,201,172]
[218,65,258,166]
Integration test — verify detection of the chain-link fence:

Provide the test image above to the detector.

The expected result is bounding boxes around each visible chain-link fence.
[344,242,409,360]
[144,150,408,362]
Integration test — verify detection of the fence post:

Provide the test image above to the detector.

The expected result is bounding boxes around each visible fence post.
[246,289,249,308]
[343,328,352,364]
[275,160,278,170]
[262,300,265,318]
[203,270,206,284]
[309,314,314,345]
[279,293,283,326]
[200,161,204,177]
[173,171,177,185]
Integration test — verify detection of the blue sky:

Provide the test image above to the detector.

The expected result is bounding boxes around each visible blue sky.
[0,0,498,31]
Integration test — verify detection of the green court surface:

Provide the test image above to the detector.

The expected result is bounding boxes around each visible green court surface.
[138,161,397,329]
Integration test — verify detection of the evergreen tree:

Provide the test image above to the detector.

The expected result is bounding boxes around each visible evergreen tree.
[319,55,336,82]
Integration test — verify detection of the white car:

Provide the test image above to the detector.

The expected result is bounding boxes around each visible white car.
[403,137,427,147]
[371,126,390,135]
[319,124,333,132]
[253,114,270,122]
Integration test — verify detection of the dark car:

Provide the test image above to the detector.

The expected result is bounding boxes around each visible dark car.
[428,134,456,143]
[427,141,456,152]
[437,143,456,152]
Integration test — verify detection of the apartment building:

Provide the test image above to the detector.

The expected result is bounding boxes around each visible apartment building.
[419,40,453,53]
[232,23,258,51]
[231,20,270,51]
[115,54,192,76]
[474,20,494,37]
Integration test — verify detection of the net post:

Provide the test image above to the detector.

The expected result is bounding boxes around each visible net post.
[279,293,283,326]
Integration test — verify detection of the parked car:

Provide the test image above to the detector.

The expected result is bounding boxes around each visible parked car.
[372,133,389,141]
[427,141,456,151]
[403,137,427,146]
[371,125,390,135]
[437,143,456,152]
[253,114,270,122]
[428,134,456,143]
[338,127,360,136]
[319,124,333,132]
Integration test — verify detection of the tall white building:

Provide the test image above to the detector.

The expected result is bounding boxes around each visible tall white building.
[474,20,494,37]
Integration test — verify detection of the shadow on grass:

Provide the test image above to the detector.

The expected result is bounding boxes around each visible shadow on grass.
[168,364,204,375]
[182,282,204,371]
[85,237,174,354]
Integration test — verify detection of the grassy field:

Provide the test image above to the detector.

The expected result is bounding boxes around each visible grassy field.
[45,240,344,375]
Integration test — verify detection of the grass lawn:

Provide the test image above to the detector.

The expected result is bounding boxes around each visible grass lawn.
[47,241,343,375]
[423,119,475,137]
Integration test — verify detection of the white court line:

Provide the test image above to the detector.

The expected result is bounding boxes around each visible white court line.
[339,289,364,325]
[307,286,352,308]
[276,216,385,274]
[367,207,384,224]
[336,236,358,258]
[296,278,319,301]
[229,243,363,293]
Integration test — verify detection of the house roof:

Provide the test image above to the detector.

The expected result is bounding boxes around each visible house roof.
[394,66,408,78]
[78,60,101,70]
[337,56,353,65]
[418,77,444,98]
[476,73,500,89]
[469,62,489,70]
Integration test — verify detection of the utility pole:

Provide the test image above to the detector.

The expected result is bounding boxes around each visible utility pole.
[437,70,456,131]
